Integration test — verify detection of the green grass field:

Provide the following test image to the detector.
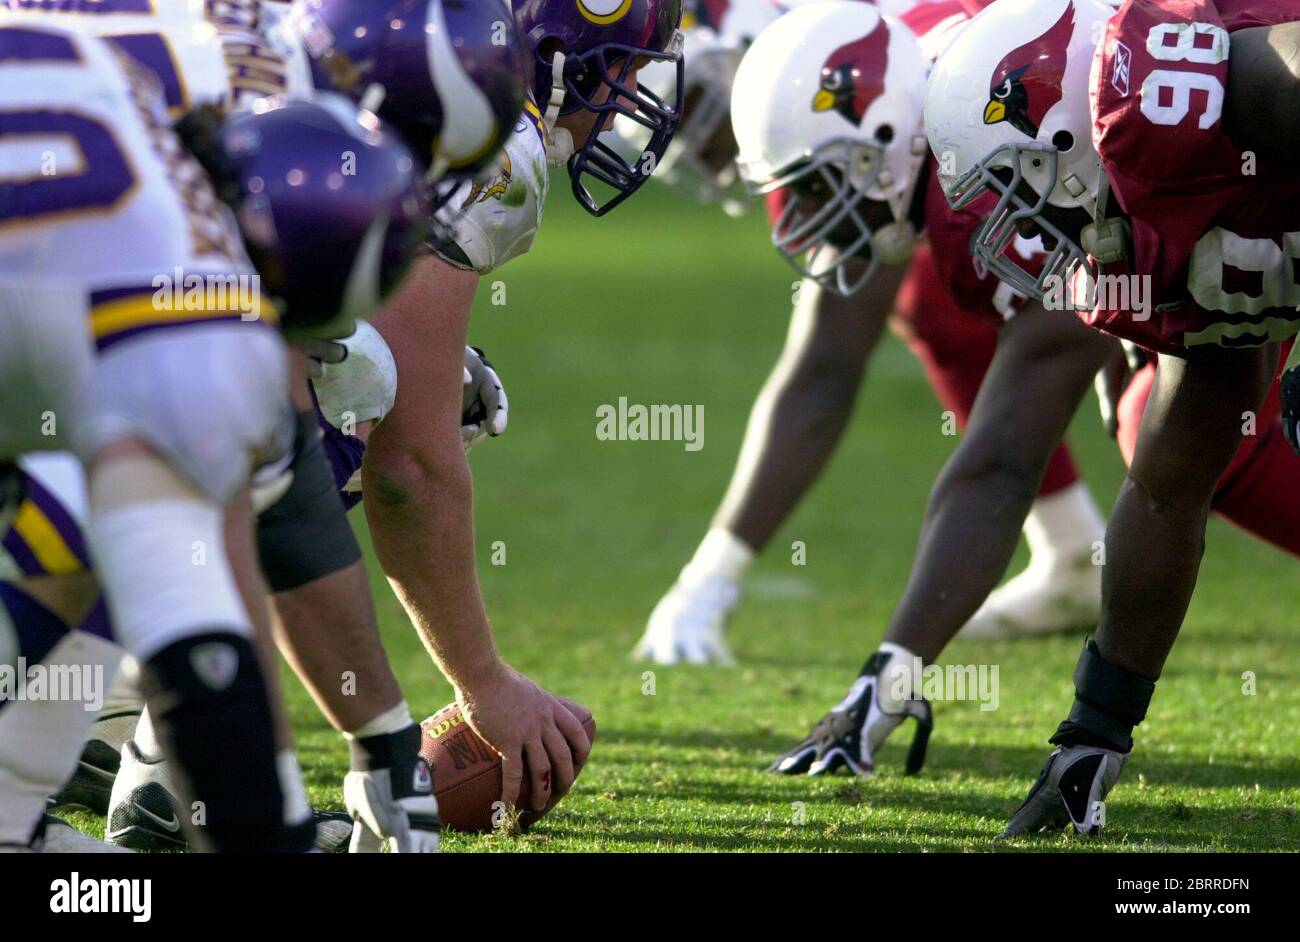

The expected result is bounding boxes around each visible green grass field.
[67,187,1300,852]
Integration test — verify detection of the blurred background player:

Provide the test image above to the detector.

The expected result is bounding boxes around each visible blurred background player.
[923,0,1300,836]
[632,0,1109,665]
[0,17,427,850]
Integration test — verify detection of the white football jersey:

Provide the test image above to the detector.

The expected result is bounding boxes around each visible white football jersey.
[0,0,311,113]
[0,23,262,346]
[435,99,550,275]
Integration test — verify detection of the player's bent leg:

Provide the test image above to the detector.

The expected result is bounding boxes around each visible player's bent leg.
[896,253,1107,641]
[1119,355,1300,559]
[1010,345,1279,838]
[77,325,312,853]
[255,408,435,851]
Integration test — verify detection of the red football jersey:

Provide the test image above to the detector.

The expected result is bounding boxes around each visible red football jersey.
[1087,0,1300,353]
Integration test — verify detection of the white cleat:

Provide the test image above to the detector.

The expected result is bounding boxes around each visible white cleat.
[106,740,189,852]
[961,548,1101,640]
[39,814,134,853]
[633,572,740,665]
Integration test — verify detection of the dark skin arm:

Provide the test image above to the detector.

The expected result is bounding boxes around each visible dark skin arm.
[882,302,1116,663]
[1223,22,1300,166]
[1095,343,1278,678]
[715,258,903,549]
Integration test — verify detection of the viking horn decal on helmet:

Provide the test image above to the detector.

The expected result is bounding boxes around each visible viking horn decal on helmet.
[812,26,891,127]
[984,1,1076,138]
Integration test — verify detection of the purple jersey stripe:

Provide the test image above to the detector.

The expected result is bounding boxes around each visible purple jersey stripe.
[2,522,43,577]
[0,25,79,62]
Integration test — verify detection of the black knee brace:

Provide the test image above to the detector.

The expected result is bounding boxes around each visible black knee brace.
[256,411,362,593]
[142,632,313,852]
[1051,640,1157,753]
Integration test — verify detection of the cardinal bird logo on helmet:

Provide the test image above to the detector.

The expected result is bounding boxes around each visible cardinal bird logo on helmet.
[983,2,1076,138]
[811,26,890,127]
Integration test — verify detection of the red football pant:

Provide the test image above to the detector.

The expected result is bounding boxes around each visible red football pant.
[892,243,1079,497]
[1116,350,1300,558]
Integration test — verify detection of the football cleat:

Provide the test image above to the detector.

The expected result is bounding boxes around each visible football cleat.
[105,740,189,852]
[37,815,133,854]
[50,707,142,815]
[770,651,932,777]
[633,572,740,665]
[107,739,355,852]
[1000,744,1127,838]
[960,547,1100,640]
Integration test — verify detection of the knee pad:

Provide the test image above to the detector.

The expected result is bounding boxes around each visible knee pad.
[141,632,313,853]
[256,412,361,593]
[74,323,294,504]
[86,486,249,661]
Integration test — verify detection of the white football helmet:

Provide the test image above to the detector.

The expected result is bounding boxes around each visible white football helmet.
[925,0,1120,311]
[731,0,930,296]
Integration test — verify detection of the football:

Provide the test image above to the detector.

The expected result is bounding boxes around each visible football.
[419,701,597,832]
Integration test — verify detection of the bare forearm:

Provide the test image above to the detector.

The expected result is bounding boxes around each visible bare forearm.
[363,436,501,692]
[885,457,1039,661]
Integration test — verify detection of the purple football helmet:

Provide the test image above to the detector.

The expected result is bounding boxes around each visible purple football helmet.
[218,97,430,336]
[514,0,686,215]
[295,0,530,179]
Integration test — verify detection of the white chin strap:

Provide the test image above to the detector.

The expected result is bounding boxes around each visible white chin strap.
[872,220,916,266]
[542,51,574,165]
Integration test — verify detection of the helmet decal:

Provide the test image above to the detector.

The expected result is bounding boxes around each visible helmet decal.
[577,0,635,24]
[811,25,890,127]
[983,1,1075,138]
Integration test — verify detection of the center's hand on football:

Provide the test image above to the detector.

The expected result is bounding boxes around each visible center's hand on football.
[456,666,592,813]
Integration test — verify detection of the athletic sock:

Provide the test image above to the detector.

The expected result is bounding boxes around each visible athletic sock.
[1023,481,1105,563]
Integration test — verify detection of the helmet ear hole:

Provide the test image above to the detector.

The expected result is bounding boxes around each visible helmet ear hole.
[875,124,894,144]
[1051,130,1074,151]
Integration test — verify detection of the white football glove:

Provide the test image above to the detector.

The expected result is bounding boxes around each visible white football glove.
[306,321,398,430]
[462,345,508,451]
[343,758,441,854]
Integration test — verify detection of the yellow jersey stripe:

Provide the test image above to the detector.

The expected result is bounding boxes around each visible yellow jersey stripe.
[90,292,278,339]
[12,500,82,576]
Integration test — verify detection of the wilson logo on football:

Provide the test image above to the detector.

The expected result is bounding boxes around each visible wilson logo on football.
[577,0,633,25]
[983,2,1076,137]
[812,27,890,126]
[425,713,464,739]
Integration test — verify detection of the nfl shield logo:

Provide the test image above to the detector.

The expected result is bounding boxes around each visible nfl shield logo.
[1111,41,1132,97]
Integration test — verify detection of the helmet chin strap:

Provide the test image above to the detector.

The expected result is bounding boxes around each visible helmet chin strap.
[868,133,926,266]
[872,220,916,265]
[541,51,574,165]
[1078,172,1130,264]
